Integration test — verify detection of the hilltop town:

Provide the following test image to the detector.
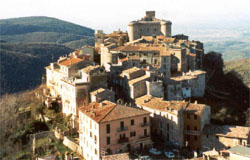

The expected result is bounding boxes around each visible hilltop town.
[2,11,249,160]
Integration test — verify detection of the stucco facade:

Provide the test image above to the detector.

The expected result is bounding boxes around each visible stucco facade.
[79,101,152,160]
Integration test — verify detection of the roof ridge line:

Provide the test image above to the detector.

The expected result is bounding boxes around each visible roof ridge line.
[99,104,117,122]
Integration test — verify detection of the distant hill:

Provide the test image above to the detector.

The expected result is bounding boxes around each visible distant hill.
[224,58,250,87]
[0,16,95,95]
[174,21,250,61]
[0,16,95,48]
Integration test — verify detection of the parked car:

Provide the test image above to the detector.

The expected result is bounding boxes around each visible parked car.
[140,155,152,160]
[149,148,162,155]
[164,151,175,158]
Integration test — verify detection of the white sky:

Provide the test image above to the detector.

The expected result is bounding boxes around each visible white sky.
[1,0,250,33]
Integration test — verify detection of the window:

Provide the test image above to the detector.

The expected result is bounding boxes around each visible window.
[206,135,209,138]
[194,115,197,119]
[187,114,190,119]
[120,121,124,129]
[95,149,97,155]
[144,129,147,136]
[194,136,198,141]
[143,117,147,124]
[130,132,136,137]
[154,59,157,64]
[216,136,219,139]
[106,124,110,134]
[187,135,190,140]
[120,134,125,139]
[107,137,110,145]
[187,125,190,130]
[94,135,97,144]
[90,131,92,138]
[131,119,134,126]
[194,126,197,131]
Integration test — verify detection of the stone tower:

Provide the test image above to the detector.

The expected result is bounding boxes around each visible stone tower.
[127,11,172,42]
[95,30,105,48]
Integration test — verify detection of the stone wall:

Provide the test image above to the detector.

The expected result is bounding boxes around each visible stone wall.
[63,136,83,156]
[146,81,163,98]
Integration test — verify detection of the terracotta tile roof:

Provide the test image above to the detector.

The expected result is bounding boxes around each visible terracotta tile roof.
[170,70,206,81]
[90,88,113,96]
[120,57,128,62]
[203,125,250,139]
[81,65,100,73]
[79,100,149,123]
[120,67,142,77]
[90,88,105,95]
[136,95,208,114]
[102,153,130,160]
[111,44,171,56]
[185,103,207,114]
[128,75,150,85]
[58,58,83,67]
[135,95,185,111]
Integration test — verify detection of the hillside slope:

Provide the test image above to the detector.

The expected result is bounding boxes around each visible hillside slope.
[0,42,73,95]
[224,58,250,87]
[0,16,96,95]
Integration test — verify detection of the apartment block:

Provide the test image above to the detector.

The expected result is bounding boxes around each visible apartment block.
[79,101,152,160]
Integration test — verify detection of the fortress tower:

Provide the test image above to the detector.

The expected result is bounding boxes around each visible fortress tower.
[128,11,172,42]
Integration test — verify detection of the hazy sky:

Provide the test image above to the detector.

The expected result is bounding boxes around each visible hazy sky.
[1,0,250,33]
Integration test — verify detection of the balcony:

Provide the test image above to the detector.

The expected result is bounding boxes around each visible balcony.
[141,122,151,127]
[184,130,200,135]
[117,126,128,132]
[139,135,151,140]
[118,137,129,144]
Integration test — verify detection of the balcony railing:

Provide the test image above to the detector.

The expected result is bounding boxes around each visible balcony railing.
[184,130,200,135]
[117,126,128,132]
[118,137,129,144]
[141,122,151,127]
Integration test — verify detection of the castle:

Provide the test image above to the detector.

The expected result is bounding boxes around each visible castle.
[128,11,172,41]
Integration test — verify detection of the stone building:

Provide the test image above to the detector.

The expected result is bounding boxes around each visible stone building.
[135,95,185,147]
[60,77,89,128]
[80,65,107,90]
[120,67,150,100]
[90,88,115,103]
[45,57,91,97]
[135,95,210,150]
[167,70,206,100]
[128,11,172,42]
[202,125,250,151]
[78,100,152,160]
[183,102,211,153]
[119,67,164,101]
